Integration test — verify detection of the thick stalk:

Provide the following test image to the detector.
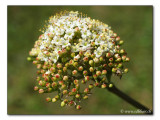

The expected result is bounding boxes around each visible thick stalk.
[107,84,153,114]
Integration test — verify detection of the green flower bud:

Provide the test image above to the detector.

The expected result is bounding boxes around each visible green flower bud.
[120,49,125,54]
[39,89,44,94]
[83,95,88,99]
[61,84,66,89]
[83,57,88,62]
[93,74,97,79]
[34,86,39,91]
[93,58,99,63]
[76,105,81,110]
[68,100,74,106]
[61,101,65,107]
[89,60,94,66]
[52,98,57,102]
[33,60,38,65]
[46,97,51,102]
[109,57,113,62]
[125,57,130,62]
[42,65,48,70]
[50,67,55,73]
[101,84,107,88]
[106,52,111,58]
[73,62,78,67]
[96,71,101,76]
[52,82,57,88]
[85,76,90,81]
[27,57,32,61]
[37,64,42,69]
[89,67,94,72]
[118,63,123,68]
[66,46,71,51]
[57,63,62,69]
[71,53,75,58]
[78,66,83,71]
[72,70,77,75]
[83,70,88,75]
[102,77,107,81]
[55,95,60,99]
[89,84,94,89]
[47,88,52,92]
[124,68,128,73]
[119,40,124,45]
[63,67,67,72]
[122,55,126,61]
[63,90,68,95]
[102,70,107,75]
[75,94,80,98]
[84,88,89,94]
[74,79,79,84]
[36,76,41,81]
[94,82,100,87]
[81,80,86,84]
[112,68,117,73]
[72,88,77,93]
[63,76,68,81]
[39,80,46,87]
[109,83,113,88]
[91,54,95,58]
[79,51,83,56]
[99,57,104,62]
[46,83,50,88]
[58,81,64,85]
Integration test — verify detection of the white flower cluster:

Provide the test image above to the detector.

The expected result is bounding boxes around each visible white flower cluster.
[30,11,117,63]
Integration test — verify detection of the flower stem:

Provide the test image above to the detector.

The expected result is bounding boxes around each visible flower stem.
[107,84,153,114]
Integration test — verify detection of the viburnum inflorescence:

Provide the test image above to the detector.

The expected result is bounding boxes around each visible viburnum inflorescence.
[28,11,130,110]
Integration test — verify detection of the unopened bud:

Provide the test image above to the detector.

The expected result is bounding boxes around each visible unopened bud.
[63,76,68,81]
[89,67,94,72]
[84,88,89,94]
[109,83,113,88]
[83,70,88,75]
[119,40,124,45]
[68,100,74,106]
[101,84,107,88]
[124,68,128,73]
[39,89,44,94]
[74,79,79,84]
[83,95,88,99]
[96,71,101,76]
[83,57,88,62]
[99,57,104,62]
[46,97,51,102]
[76,105,81,110]
[78,66,83,71]
[52,98,57,102]
[71,53,75,58]
[85,76,90,81]
[61,101,65,107]
[72,70,77,75]
[63,90,68,94]
[106,52,111,58]
[102,70,107,75]
[89,84,94,89]
[112,68,117,73]
[89,60,94,66]
[34,86,39,91]
[75,94,80,98]
[94,58,99,63]
[27,57,32,61]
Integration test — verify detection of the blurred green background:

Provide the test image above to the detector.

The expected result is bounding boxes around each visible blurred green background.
[7,6,153,115]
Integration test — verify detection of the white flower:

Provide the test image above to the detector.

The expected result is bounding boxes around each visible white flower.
[94,47,104,58]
